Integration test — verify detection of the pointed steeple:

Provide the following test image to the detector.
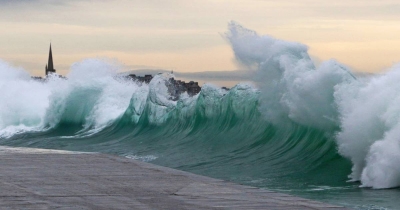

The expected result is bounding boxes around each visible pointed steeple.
[48,44,53,71]
[45,43,56,76]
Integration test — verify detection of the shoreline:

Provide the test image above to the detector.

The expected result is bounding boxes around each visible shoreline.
[0,146,347,209]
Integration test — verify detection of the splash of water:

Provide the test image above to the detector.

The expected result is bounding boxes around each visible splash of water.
[0,23,400,192]
[226,21,400,189]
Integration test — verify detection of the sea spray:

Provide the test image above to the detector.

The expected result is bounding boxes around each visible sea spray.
[0,60,50,137]
[336,67,400,188]
[226,21,355,130]
[44,59,138,132]
[1,22,400,208]
[226,21,400,189]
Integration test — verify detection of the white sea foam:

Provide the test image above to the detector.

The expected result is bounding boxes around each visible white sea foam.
[125,154,158,162]
[0,60,50,137]
[336,67,400,188]
[0,51,263,138]
[2,22,400,190]
[226,21,354,130]
[146,73,177,124]
[226,21,400,189]
[43,59,136,131]
[0,59,139,136]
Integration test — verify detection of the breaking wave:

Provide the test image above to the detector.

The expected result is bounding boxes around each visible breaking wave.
[1,21,400,208]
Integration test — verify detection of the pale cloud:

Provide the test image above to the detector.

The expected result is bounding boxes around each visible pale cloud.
[1,0,400,75]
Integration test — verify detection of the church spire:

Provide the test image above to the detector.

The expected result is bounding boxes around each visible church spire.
[48,44,53,71]
[45,43,56,76]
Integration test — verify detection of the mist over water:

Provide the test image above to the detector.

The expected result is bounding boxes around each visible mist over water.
[1,22,400,209]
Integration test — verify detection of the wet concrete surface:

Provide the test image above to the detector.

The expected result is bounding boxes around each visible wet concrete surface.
[0,146,347,209]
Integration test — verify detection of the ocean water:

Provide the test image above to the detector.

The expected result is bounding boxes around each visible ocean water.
[1,22,400,209]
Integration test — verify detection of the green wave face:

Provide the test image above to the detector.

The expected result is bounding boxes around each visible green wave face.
[1,62,399,209]
[2,83,348,181]
[0,71,354,205]
[3,23,400,209]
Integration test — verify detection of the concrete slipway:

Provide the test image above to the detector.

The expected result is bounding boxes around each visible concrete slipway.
[0,146,347,209]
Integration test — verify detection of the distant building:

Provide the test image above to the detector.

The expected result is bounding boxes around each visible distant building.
[126,74,153,84]
[31,76,44,81]
[31,44,64,81]
[45,44,56,76]
[32,44,204,99]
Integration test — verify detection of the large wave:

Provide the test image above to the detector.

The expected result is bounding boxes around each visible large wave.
[226,21,400,189]
[0,22,399,191]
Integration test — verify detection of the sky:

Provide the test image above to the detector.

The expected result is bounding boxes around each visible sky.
[1,0,400,76]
